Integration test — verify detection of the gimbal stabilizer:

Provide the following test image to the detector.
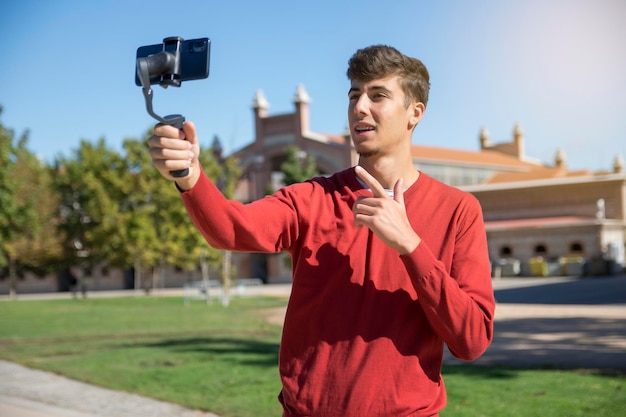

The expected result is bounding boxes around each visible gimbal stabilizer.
[135,36,210,177]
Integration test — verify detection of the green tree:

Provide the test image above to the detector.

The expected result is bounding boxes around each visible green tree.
[0,109,62,298]
[53,138,122,295]
[51,134,210,294]
[0,111,34,297]
[280,145,319,186]
[6,137,63,280]
[139,133,209,291]
[2,121,242,297]
[199,135,241,305]
[116,132,239,294]
[119,136,161,290]
[203,135,240,199]
[0,106,19,270]
[275,146,319,273]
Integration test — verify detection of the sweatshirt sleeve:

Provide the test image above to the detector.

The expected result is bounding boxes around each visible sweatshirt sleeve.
[400,196,495,361]
[180,166,300,253]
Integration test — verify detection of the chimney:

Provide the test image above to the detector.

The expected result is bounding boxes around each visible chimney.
[252,90,269,144]
[555,148,567,169]
[614,154,624,173]
[293,84,310,134]
[479,127,490,149]
[252,90,269,118]
[513,123,524,159]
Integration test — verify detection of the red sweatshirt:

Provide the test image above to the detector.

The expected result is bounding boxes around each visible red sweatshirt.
[181,166,495,417]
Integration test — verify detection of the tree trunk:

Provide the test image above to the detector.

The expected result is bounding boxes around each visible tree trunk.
[72,267,87,299]
[8,257,17,300]
[134,258,141,293]
[150,266,160,295]
[201,249,211,305]
[143,267,153,295]
[221,250,232,307]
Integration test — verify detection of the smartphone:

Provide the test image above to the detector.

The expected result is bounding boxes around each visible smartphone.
[135,37,210,86]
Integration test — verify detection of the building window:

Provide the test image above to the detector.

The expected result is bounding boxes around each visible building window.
[499,246,513,257]
[569,242,584,254]
[534,244,547,256]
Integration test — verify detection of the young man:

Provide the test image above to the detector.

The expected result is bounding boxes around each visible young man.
[148,45,495,417]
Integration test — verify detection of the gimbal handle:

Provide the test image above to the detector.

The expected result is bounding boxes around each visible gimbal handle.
[136,54,189,178]
[160,114,188,178]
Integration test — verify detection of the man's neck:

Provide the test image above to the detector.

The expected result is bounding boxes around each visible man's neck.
[357,156,419,190]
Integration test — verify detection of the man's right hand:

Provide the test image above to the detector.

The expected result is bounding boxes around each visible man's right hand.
[148,121,201,191]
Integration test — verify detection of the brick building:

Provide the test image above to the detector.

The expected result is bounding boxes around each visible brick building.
[231,86,625,281]
[4,86,623,294]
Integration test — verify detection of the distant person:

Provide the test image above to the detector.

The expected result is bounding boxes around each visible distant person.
[148,44,495,416]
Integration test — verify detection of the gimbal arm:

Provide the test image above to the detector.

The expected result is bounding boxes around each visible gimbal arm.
[136,52,187,177]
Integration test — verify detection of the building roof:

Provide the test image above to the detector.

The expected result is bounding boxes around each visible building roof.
[411,144,539,170]
[307,132,346,145]
[484,216,601,231]
[486,166,592,184]
[485,216,626,232]
[409,143,620,187]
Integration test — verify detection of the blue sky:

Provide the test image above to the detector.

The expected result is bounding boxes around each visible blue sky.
[1,0,625,172]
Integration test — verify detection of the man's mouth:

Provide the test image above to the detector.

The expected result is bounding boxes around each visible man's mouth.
[354,125,375,133]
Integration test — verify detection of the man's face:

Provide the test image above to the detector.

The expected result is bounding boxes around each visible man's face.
[348,75,420,159]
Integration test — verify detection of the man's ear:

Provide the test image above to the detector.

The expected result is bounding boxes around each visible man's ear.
[408,102,425,129]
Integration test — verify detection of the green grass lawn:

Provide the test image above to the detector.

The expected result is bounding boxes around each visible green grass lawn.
[1,295,624,417]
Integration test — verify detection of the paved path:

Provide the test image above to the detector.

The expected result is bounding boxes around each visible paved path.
[445,275,626,370]
[0,360,218,417]
[1,276,625,416]
[444,303,626,370]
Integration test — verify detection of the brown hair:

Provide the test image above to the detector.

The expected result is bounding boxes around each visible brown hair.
[347,45,430,107]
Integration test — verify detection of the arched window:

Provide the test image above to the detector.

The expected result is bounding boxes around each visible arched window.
[499,246,513,257]
[534,244,547,255]
[569,242,584,254]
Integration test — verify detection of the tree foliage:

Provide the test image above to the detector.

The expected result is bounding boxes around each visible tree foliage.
[0,107,63,297]
[0,110,241,295]
[6,136,63,271]
[0,106,21,267]
[280,145,319,186]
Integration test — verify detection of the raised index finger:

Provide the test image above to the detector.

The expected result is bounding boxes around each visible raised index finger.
[355,166,390,198]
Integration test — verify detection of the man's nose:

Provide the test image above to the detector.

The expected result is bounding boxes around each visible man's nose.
[352,94,369,116]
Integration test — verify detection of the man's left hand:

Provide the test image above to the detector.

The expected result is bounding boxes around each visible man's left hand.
[353,166,421,255]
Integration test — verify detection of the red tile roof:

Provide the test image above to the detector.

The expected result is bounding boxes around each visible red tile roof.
[486,167,592,183]
[411,144,538,169]
[411,144,594,184]
[485,216,598,231]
